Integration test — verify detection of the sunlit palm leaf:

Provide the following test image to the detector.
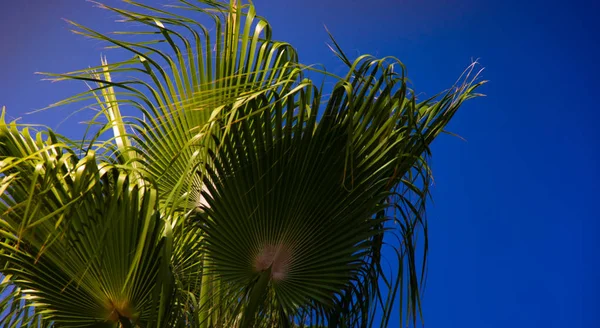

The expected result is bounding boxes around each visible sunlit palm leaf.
[0,111,174,327]
[40,0,302,215]
[0,278,53,327]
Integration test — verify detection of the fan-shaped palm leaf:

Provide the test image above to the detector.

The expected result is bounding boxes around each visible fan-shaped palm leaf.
[41,0,302,214]
[0,110,174,327]
[1,0,485,327]
[197,53,484,326]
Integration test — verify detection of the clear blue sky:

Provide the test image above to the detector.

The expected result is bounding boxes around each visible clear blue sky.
[0,0,598,327]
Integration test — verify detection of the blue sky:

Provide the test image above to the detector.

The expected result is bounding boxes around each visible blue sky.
[0,0,598,327]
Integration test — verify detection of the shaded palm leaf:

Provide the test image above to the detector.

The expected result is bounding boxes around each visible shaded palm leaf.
[198,52,484,326]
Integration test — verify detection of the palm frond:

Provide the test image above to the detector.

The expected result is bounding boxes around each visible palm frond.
[0,0,486,327]
[0,111,174,327]
[0,277,54,328]
[197,52,485,325]
[39,0,303,216]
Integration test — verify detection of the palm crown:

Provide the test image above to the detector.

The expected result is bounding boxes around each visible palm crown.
[0,0,485,327]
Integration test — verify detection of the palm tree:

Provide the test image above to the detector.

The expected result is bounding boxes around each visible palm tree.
[0,0,485,327]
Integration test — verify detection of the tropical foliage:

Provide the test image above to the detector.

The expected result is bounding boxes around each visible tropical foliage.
[0,0,485,327]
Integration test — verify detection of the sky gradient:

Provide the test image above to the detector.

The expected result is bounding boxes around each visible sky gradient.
[0,0,598,327]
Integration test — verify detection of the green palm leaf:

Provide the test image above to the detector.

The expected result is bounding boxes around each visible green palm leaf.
[41,0,302,215]
[0,111,174,327]
[1,0,485,327]
[197,52,484,326]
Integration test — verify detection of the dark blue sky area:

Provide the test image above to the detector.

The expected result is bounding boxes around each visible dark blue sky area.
[0,0,598,327]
